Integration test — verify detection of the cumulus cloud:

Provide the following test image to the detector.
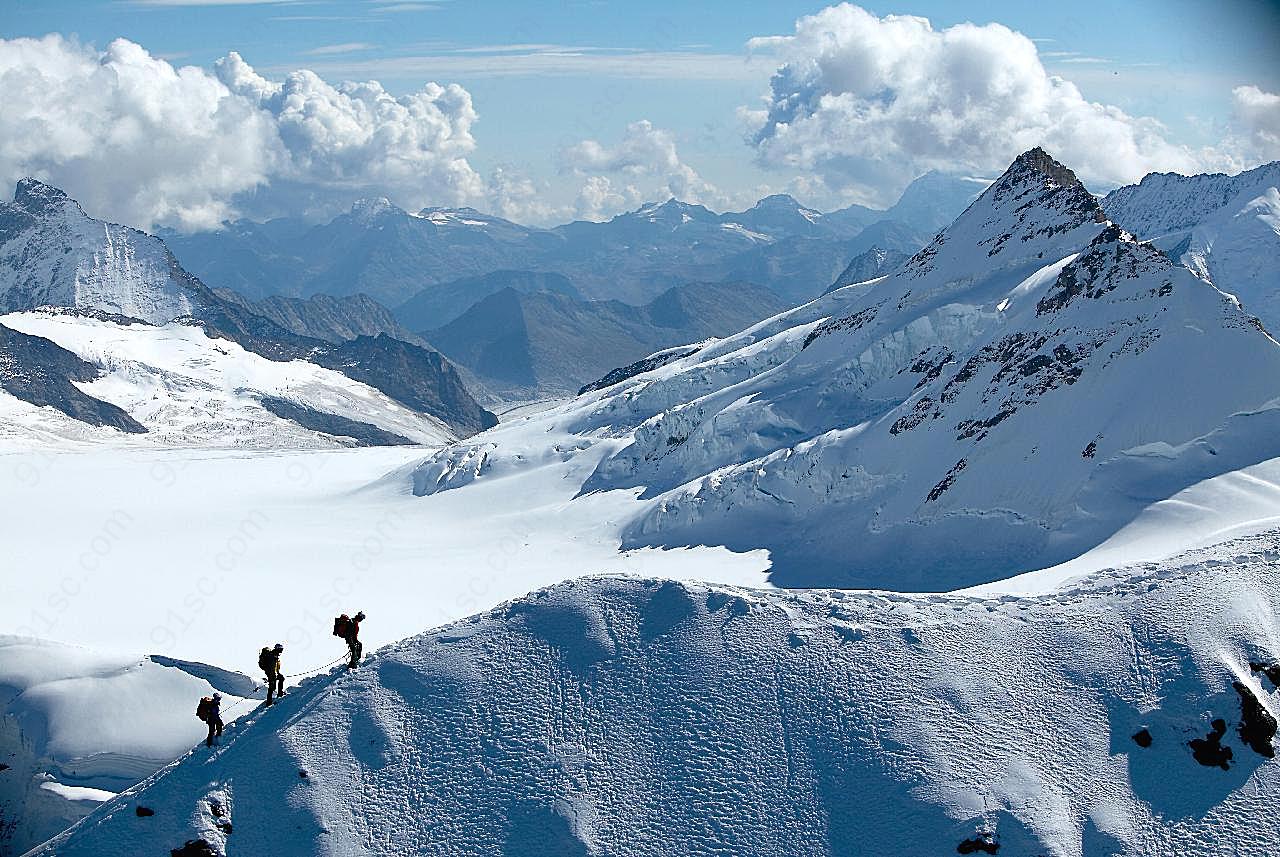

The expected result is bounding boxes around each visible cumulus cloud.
[744,4,1211,204]
[560,120,723,220]
[0,34,483,230]
[1231,85,1280,161]
[214,51,483,216]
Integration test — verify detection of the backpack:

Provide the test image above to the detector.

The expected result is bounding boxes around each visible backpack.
[196,697,214,722]
[258,648,274,672]
[333,614,352,638]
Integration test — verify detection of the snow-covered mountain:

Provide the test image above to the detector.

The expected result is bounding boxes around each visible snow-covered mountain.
[403,148,1280,590]
[0,180,497,441]
[0,180,218,325]
[1103,161,1280,331]
[0,310,457,446]
[34,536,1280,856]
[823,246,912,294]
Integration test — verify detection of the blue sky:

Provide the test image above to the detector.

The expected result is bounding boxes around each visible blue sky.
[2,1,1278,227]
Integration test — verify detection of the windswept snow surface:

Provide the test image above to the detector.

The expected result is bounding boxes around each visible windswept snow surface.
[0,310,455,447]
[35,536,1280,857]
[0,637,258,854]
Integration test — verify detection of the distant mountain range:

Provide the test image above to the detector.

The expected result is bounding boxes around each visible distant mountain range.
[160,172,988,311]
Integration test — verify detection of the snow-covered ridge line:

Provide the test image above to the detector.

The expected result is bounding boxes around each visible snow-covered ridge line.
[33,532,1280,856]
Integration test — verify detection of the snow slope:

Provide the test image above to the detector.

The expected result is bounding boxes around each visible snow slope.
[33,533,1280,857]
[0,310,455,447]
[0,637,258,854]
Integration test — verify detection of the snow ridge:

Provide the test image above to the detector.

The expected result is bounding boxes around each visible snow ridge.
[33,537,1280,857]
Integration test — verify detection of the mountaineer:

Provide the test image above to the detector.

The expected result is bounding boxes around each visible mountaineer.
[259,643,285,704]
[334,611,366,669]
[196,693,223,746]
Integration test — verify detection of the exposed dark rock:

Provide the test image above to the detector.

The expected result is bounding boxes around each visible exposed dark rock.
[1132,728,1152,748]
[905,347,955,390]
[803,304,880,348]
[890,396,935,435]
[0,322,147,433]
[579,344,702,395]
[957,832,1000,854]
[1233,681,1277,758]
[927,459,967,502]
[171,838,218,857]
[135,806,155,817]
[1082,441,1098,459]
[1189,718,1234,770]
[258,396,414,447]
[1036,225,1165,316]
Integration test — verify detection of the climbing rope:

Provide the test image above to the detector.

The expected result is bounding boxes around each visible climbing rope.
[285,654,347,679]
[215,654,349,719]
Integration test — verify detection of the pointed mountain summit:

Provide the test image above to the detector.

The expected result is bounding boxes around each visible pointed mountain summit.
[0,179,217,324]
[12,177,85,217]
[348,196,403,225]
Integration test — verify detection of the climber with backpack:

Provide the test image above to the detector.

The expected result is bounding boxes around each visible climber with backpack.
[333,611,366,669]
[259,643,285,704]
[196,693,223,746]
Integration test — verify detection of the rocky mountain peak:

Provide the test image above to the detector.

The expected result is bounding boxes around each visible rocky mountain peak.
[1004,147,1083,189]
[12,178,84,218]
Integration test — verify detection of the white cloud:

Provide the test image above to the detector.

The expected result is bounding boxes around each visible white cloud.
[744,4,1208,204]
[214,51,484,216]
[1231,85,1280,161]
[0,35,278,230]
[486,166,569,224]
[560,120,724,220]
[0,35,484,230]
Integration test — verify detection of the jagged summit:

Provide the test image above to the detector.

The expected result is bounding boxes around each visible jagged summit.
[976,146,1101,221]
[12,177,85,218]
[1003,146,1084,189]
